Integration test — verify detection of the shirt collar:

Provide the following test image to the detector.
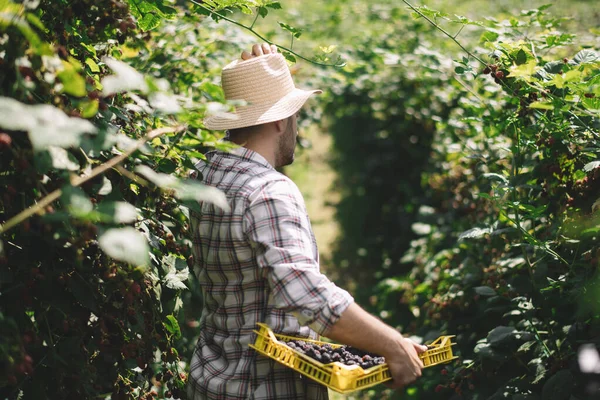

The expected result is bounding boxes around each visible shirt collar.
[209,147,274,170]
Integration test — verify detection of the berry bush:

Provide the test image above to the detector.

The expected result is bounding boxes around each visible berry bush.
[317,2,600,399]
[0,0,257,398]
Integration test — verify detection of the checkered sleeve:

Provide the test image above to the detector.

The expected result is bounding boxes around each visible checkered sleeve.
[244,178,354,335]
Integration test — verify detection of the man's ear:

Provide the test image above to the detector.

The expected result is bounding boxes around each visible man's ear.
[272,118,287,135]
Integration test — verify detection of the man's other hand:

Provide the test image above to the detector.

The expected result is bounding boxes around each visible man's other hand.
[241,43,278,60]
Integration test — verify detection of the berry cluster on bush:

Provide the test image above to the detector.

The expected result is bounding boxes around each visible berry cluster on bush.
[285,340,385,370]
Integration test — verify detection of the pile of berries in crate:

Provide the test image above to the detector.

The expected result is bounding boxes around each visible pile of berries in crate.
[285,340,384,369]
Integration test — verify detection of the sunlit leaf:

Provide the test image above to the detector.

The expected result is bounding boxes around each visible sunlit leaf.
[101,58,148,96]
[585,162,600,172]
[164,315,181,338]
[47,146,80,171]
[162,254,189,290]
[135,165,230,211]
[458,227,491,241]
[98,227,150,266]
[96,202,138,224]
[0,97,97,151]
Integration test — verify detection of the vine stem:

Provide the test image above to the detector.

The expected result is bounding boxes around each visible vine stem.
[401,0,486,65]
[0,125,186,235]
[189,0,345,68]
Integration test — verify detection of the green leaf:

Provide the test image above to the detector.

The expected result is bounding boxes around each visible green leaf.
[542,370,573,400]
[573,170,586,181]
[475,286,497,297]
[516,49,528,65]
[480,31,499,43]
[62,186,93,217]
[474,342,507,361]
[98,227,150,266]
[529,101,554,110]
[257,6,268,18]
[454,66,465,74]
[57,63,86,97]
[281,51,296,63]
[84,58,100,73]
[529,357,547,384]
[139,12,162,31]
[164,315,181,339]
[80,99,98,118]
[518,340,536,353]
[278,22,302,38]
[266,1,281,9]
[570,49,598,65]
[0,97,96,151]
[487,326,516,346]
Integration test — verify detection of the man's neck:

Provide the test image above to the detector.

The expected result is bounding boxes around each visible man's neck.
[230,137,276,168]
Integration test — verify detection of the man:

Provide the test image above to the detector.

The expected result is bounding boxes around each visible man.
[187,43,426,400]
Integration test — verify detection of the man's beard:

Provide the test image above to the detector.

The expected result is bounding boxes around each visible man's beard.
[275,119,296,168]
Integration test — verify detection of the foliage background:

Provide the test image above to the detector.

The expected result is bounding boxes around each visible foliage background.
[1,0,599,399]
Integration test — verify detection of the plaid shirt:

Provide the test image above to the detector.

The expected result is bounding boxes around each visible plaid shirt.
[187,147,354,400]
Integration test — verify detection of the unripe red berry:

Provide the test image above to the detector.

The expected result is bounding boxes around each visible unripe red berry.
[130,282,141,295]
[124,292,134,304]
[490,64,498,72]
[441,368,448,375]
[0,132,12,149]
[435,384,444,393]
[482,66,491,74]
[495,70,505,79]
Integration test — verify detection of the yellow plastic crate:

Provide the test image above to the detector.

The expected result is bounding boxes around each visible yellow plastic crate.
[249,323,458,394]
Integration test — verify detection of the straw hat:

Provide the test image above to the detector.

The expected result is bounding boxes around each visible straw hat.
[203,53,322,130]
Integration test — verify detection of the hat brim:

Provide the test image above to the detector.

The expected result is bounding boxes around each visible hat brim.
[204,87,322,131]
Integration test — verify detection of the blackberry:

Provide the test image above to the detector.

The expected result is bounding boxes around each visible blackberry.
[283,340,386,369]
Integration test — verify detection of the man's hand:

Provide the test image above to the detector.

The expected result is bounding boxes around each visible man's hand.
[324,303,427,390]
[384,337,427,389]
[241,43,278,60]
